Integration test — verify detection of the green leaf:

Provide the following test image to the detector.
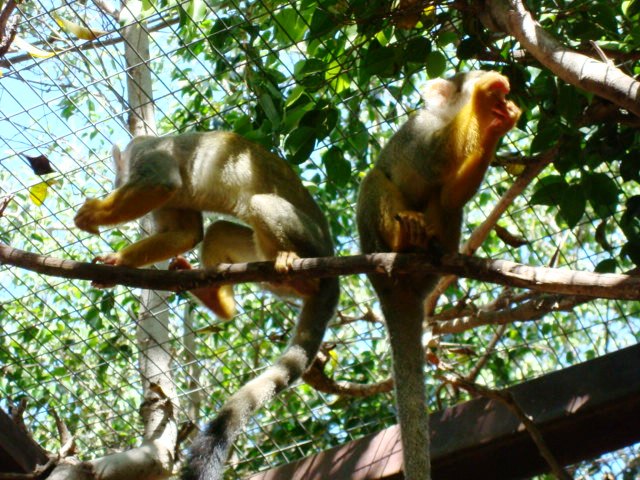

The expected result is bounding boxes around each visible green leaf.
[623,0,640,17]
[558,184,586,228]
[594,259,617,273]
[323,147,351,186]
[274,8,307,43]
[294,59,327,90]
[404,37,431,63]
[436,31,458,47]
[530,175,567,206]
[326,61,351,94]
[285,127,316,164]
[363,41,400,78]
[346,121,369,157]
[620,150,640,182]
[187,0,207,22]
[620,195,640,243]
[308,8,335,38]
[285,85,309,108]
[591,5,618,33]
[556,84,583,123]
[457,37,484,60]
[530,119,562,154]
[258,93,281,129]
[582,172,619,217]
[621,239,640,265]
[85,307,103,331]
[425,51,446,78]
[299,107,338,139]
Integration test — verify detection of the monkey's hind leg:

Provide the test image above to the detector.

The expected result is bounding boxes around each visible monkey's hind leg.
[191,220,260,319]
[248,194,327,298]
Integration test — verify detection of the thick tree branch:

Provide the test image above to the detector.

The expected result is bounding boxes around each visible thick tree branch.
[0,0,19,56]
[481,0,640,117]
[1,242,639,300]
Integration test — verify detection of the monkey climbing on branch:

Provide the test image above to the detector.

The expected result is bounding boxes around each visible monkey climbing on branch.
[356,70,521,480]
[74,131,339,479]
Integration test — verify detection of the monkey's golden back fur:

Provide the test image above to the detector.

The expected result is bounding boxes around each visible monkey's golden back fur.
[121,132,326,231]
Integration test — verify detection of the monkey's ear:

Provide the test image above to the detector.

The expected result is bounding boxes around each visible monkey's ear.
[112,144,126,187]
[421,78,456,110]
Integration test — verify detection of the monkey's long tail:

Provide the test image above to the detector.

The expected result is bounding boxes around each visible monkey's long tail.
[182,276,340,480]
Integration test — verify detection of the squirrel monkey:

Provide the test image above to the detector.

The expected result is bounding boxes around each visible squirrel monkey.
[74,131,339,480]
[74,131,331,318]
[356,70,521,480]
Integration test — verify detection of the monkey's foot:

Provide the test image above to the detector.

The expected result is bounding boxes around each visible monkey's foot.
[275,251,299,273]
[273,251,319,297]
[393,211,435,251]
[169,256,194,271]
[74,198,107,234]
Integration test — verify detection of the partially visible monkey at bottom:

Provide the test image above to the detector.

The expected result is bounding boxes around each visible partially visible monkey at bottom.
[357,70,521,479]
[73,131,339,479]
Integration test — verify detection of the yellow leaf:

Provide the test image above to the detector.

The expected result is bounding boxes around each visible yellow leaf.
[505,162,526,175]
[328,349,339,366]
[423,5,436,16]
[13,36,56,59]
[52,13,108,40]
[29,182,50,206]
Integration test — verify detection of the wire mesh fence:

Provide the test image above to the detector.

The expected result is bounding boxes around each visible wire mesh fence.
[1,0,639,478]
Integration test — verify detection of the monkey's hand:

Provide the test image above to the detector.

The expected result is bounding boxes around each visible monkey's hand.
[90,253,121,288]
[489,98,521,139]
[274,251,319,297]
[391,211,438,252]
[74,198,106,234]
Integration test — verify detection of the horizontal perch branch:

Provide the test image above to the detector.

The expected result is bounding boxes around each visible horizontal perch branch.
[1,242,638,300]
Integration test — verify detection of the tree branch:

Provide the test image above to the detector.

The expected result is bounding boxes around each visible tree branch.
[432,292,590,334]
[302,349,394,396]
[0,0,19,56]
[1,242,639,300]
[481,0,640,117]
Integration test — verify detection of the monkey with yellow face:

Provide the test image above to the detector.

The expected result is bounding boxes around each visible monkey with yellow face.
[357,70,521,479]
[74,131,339,480]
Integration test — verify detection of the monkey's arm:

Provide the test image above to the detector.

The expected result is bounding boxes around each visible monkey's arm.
[74,184,175,235]
[85,206,203,270]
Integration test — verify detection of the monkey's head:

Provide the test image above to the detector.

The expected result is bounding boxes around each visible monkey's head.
[421,70,521,138]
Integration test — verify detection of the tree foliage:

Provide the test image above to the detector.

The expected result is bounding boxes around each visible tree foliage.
[1,0,639,478]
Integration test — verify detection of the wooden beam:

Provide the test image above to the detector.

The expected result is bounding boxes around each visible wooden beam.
[249,343,640,480]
